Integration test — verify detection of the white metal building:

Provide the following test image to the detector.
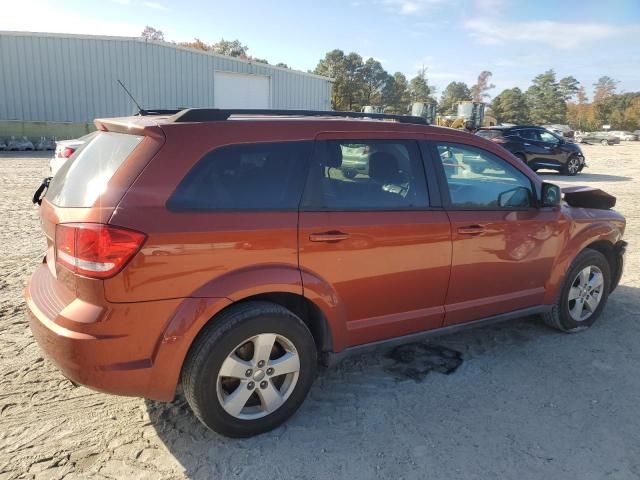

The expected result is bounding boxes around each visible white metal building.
[0,31,333,123]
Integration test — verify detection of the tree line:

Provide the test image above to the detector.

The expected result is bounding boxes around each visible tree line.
[141,26,640,130]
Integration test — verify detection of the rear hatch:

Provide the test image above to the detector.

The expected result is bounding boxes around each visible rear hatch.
[38,119,165,303]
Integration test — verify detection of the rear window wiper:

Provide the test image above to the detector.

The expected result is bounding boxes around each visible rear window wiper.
[32,177,52,205]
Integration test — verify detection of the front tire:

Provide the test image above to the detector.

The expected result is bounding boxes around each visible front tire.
[182,301,317,437]
[562,155,581,176]
[542,249,611,332]
[601,139,609,146]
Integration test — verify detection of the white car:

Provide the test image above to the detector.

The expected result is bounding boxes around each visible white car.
[49,133,95,176]
[610,131,638,141]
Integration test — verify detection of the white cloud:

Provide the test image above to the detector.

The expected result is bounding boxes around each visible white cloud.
[465,17,640,49]
[474,0,508,12]
[0,0,142,36]
[143,1,169,10]
[380,0,448,15]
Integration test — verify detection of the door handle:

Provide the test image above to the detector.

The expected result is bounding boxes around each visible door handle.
[309,231,350,242]
[457,225,485,235]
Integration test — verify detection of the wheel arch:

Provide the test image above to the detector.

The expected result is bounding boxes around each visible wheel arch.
[543,223,623,304]
[583,239,624,292]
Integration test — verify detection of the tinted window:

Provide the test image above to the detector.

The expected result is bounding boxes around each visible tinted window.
[539,130,560,143]
[517,129,539,140]
[476,130,502,140]
[47,132,141,207]
[168,141,311,211]
[302,140,428,210]
[435,143,533,209]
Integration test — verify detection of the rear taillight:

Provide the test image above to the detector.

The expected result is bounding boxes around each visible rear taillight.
[55,223,146,279]
[57,147,76,158]
[491,137,507,144]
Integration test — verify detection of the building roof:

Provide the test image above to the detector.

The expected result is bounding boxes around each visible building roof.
[0,30,334,82]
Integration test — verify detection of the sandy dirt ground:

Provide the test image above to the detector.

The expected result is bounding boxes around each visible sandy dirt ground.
[0,144,639,479]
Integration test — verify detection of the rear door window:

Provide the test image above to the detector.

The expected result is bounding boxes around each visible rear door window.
[168,141,312,211]
[302,140,428,210]
[47,132,142,207]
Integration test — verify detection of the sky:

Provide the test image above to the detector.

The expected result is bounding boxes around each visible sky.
[2,0,640,99]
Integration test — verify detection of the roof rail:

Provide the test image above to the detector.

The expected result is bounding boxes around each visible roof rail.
[166,108,429,125]
[138,108,183,116]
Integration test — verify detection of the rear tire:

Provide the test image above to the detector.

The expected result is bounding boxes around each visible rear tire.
[542,249,611,332]
[182,301,317,437]
[601,139,609,146]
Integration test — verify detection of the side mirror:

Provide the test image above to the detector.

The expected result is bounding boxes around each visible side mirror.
[498,186,531,208]
[541,182,561,207]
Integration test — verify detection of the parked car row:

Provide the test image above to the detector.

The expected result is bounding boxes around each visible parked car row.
[575,131,623,144]
[0,136,56,151]
[609,130,639,141]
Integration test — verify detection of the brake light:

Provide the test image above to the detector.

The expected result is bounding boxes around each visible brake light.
[55,223,146,279]
[62,147,76,158]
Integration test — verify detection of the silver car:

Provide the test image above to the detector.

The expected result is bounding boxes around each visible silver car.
[575,132,621,145]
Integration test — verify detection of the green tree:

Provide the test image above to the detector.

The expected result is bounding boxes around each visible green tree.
[470,71,495,102]
[409,67,435,103]
[439,81,471,115]
[314,49,365,110]
[593,76,618,103]
[212,38,248,57]
[592,76,619,127]
[525,70,566,124]
[141,26,165,41]
[382,72,411,113]
[491,87,529,124]
[360,58,388,106]
[558,76,580,101]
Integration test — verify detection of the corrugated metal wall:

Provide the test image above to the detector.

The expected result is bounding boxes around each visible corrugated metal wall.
[0,31,332,122]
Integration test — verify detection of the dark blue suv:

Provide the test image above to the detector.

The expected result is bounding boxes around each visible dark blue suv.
[477,126,585,175]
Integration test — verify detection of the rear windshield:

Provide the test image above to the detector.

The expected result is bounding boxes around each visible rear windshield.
[47,132,143,207]
[476,130,503,139]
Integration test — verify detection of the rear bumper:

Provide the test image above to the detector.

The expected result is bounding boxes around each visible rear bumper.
[25,263,184,401]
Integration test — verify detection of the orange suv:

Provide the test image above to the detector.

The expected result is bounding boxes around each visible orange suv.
[26,109,626,437]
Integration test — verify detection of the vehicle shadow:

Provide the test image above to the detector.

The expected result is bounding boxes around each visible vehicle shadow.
[146,284,640,479]
[538,171,632,182]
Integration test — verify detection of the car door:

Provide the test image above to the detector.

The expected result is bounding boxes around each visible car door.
[428,141,563,325]
[537,130,567,164]
[298,134,452,347]
[514,128,549,163]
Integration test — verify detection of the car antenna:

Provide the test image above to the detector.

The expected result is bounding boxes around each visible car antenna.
[117,79,147,115]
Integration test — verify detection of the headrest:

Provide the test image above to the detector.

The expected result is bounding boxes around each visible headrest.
[322,142,342,168]
[368,152,400,183]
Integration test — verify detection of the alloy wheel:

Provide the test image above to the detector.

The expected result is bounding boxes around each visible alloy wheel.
[216,333,300,420]
[567,265,604,322]
[567,157,579,175]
